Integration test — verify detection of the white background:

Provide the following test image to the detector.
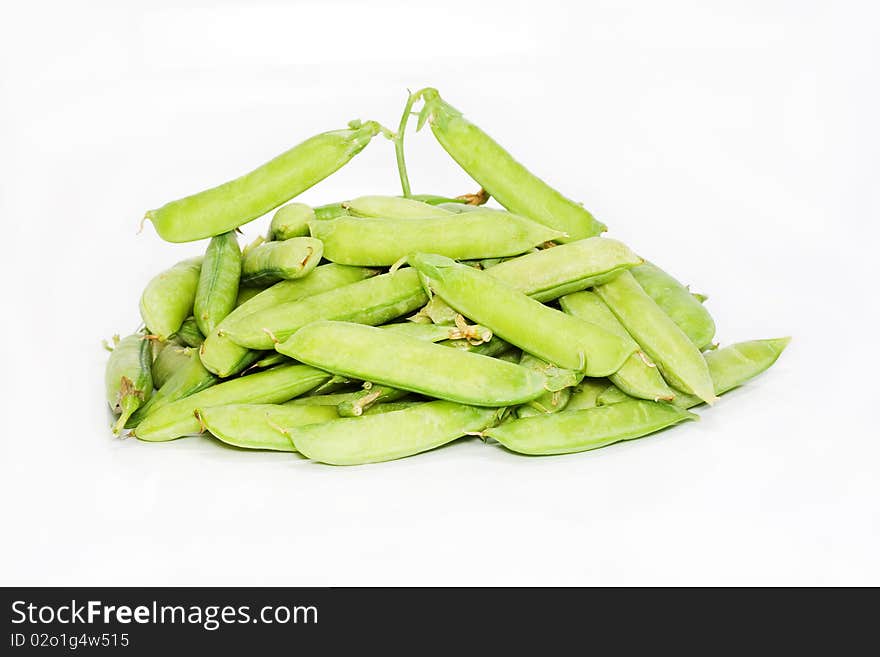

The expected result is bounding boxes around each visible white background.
[1,0,877,586]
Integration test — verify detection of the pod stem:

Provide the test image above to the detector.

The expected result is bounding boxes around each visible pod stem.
[394,90,419,197]
[113,394,141,436]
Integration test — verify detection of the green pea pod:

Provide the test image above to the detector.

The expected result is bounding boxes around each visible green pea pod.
[313,202,349,220]
[515,352,582,417]
[418,88,606,241]
[410,253,635,376]
[485,400,697,456]
[516,388,572,418]
[560,291,675,401]
[105,333,153,434]
[128,349,217,427]
[144,121,382,242]
[133,364,330,442]
[234,285,263,307]
[630,262,716,350]
[196,403,340,452]
[343,195,454,219]
[277,321,549,407]
[595,271,718,405]
[139,258,202,340]
[151,345,194,389]
[336,385,410,417]
[291,400,501,466]
[174,317,204,348]
[269,203,315,240]
[240,237,323,286]
[222,268,428,350]
[286,392,364,407]
[442,336,513,358]
[310,211,564,267]
[200,263,375,377]
[381,320,493,344]
[566,379,614,411]
[194,232,241,336]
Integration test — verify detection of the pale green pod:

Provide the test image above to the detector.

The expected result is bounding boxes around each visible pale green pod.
[310,211,564,266]
[516,388,572,418]
[222,268,428,350]
[133,364,330,442]
[291,400,501,465]
[196,403,339,451]
[560,291,675,401]
[174,317,204,348]
[200,264,375,377]
[566,379,614,411]
[139,258,202,340]
[381,320,492,344]
[104,333,153,434]
[285,392,363,407]
[144,121,381,242]
[410,254,635,376]
[595,271,718,405]
[336,385,410,417]
[630,262,716,350]
[151,345,194,389]
[240,236,323,286]
[234,285,263,307]
[128,349,217,427]
[269,203,315,240]
[194,231,241,336]
[515,352,582,417]
[485,400,697,456]
[343,195,454,219]
[277,321,549,407]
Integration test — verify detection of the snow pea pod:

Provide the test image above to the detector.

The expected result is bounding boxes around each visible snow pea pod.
[139,258,202,340]
[196,403,339,451]
[200,263,375,377]
[291,400,501,465]
[410,253,634,376]
[174,318,204,348]
[240,237,323,286]
[150,345,193,389]
[234,285,263,307]
[310,211,564,266]
[128,349,217,427]
[144,120,382,242]
[343,195,454,219]
[222,268,428,350]
[566,379,614,411]
[515,352,582,418]
[630,262,716,350]
[277,321,548,407]
[418,88,605,240]
[381,318,492,344]
[486,400,697,456]
[194,231,241,336]
[595,271,718,405]
[104,333,153,434]
[269,203,315,240]
[336,385,410,417]
[560,291,675,401]
[133,364,330,442]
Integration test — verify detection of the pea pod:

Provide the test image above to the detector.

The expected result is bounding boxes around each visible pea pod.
[343,195,454,219]
[515,352,582,417]
[128,349,217,427]
[630,262,716,350]
[269,203,315,240]
[277,321,549,407]
[196,403,340,451]
[144,121,382,242]
[595,271,718,405]
[194,232,241,336]
[222,268,428,350]
[336,385,411,417]
[560,291,675,401]
[486,401,697,455]
[151,344,194,389]
[410,253,635,376]
[174,318,204,348]
[566,379,613,411]
[310,211,564,266]
[234,285,263,307]
[291,400,501,465]
[418,88,605,240]
[139,258,202,340]
[133,364,330,442]
[381,319,492,344]
[240,236,323,287]
[313,202,349,220]
[200,263,375,377]
[104,333,153,434]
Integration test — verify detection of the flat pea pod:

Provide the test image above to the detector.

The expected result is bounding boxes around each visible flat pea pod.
[343,195,454,219]
[174,318,204,348]
[222,268,428,350]
[313,202,349,220]
[144,120,382,242]
[630,262,716,350]
[269,203,315,240]
[277,321,549,407]
[566,379,613,411]
[240,236,323,286]
[418,88,606,240]
[336,385,410,417]
[133,364,330,442]
[286,392,363,407]
[410,253,634,376]
[200,263,375,377]
[105,333,153,434]
[234,285,264,307]
[291,400,501,465]
[515,352,582,417]
[442,335,513,358]
[196,403,339,451]
[151,344,194,389]
[128,349,217,427]
[193,232,241,336]
[381,319,492,344]
[485,400,697,456]
[595,271,718,404]
[516,388,572,418]
[139,258,202,340]
[560,291,675,401]
[310,211,564,266]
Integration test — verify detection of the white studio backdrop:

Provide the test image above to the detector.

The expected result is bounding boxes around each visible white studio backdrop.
[0,0,877,585]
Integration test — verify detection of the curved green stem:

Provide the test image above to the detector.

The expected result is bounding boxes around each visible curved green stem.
[395,90,420,198]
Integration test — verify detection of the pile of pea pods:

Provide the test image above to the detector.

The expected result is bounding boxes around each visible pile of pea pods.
[105,88,789,465]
